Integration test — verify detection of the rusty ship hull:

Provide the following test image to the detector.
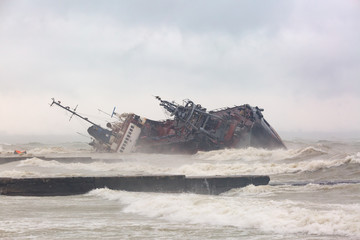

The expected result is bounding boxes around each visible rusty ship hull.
[51,97,286,154]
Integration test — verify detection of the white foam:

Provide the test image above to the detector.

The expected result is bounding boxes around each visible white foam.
[0,169,40,178]
[14,157,171,176]
[193,146,326,162]
[27,146,89,155]
[349,152,360,164]
[88,188,360,237]
[175,155,355,176]
[7,151,356,178]
[222,183,358,198]
[17,157,62,167]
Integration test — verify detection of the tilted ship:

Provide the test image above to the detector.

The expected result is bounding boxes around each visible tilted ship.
[51,97,286,154]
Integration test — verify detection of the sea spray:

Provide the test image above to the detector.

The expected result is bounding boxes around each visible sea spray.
[1,139,360,239]
[193,146,327,162]
[177,156,357,176]
[0,150,358,178]
[88,188,360,237]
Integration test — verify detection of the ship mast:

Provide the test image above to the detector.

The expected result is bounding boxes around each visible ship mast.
[50,98,100,127]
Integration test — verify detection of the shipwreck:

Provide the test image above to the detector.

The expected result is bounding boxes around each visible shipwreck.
[50,97,286,154]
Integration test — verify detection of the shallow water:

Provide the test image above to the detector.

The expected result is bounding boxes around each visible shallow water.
[1,139,359,239]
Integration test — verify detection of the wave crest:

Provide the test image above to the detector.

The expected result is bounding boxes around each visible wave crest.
[88,188,360,237]
[194,146,327,162]
[176,155,357,176]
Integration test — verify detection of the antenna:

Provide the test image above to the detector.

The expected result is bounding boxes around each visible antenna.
[69,105,78,121]
[98,106,117,118]
[50,98,100,127]
[76,132,91,139]
[111,107,116,118]
[98,108,111,117]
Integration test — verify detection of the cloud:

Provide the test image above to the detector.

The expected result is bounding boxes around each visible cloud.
[1,0,360,138]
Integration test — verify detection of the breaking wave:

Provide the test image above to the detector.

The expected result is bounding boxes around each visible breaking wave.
[1,151,358,178]
[0,169,40,178]
[178,154,358,176]
[88,188,360,237]
[194,146,327,162]
[351,152,360,164]
[5,157,172,177]
[223,183,360,199]
[0,142,92,155]
[27,146,90,155]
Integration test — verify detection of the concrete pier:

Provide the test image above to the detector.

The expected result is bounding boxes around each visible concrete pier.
[0,175,270,196]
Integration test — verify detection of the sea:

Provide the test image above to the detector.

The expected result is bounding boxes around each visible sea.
[0,139,359,240]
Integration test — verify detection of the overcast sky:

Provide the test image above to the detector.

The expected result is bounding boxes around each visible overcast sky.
[1,0,360,142]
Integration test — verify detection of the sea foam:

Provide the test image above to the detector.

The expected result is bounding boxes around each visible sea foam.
[176,155,356,176]
[5,151,357,178]
[194,146,327,162]
[88,188,360,237]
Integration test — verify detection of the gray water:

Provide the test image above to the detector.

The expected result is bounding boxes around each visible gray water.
[1,139,359,239]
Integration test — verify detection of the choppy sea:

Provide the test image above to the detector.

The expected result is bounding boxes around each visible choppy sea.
[0,139,359,239]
